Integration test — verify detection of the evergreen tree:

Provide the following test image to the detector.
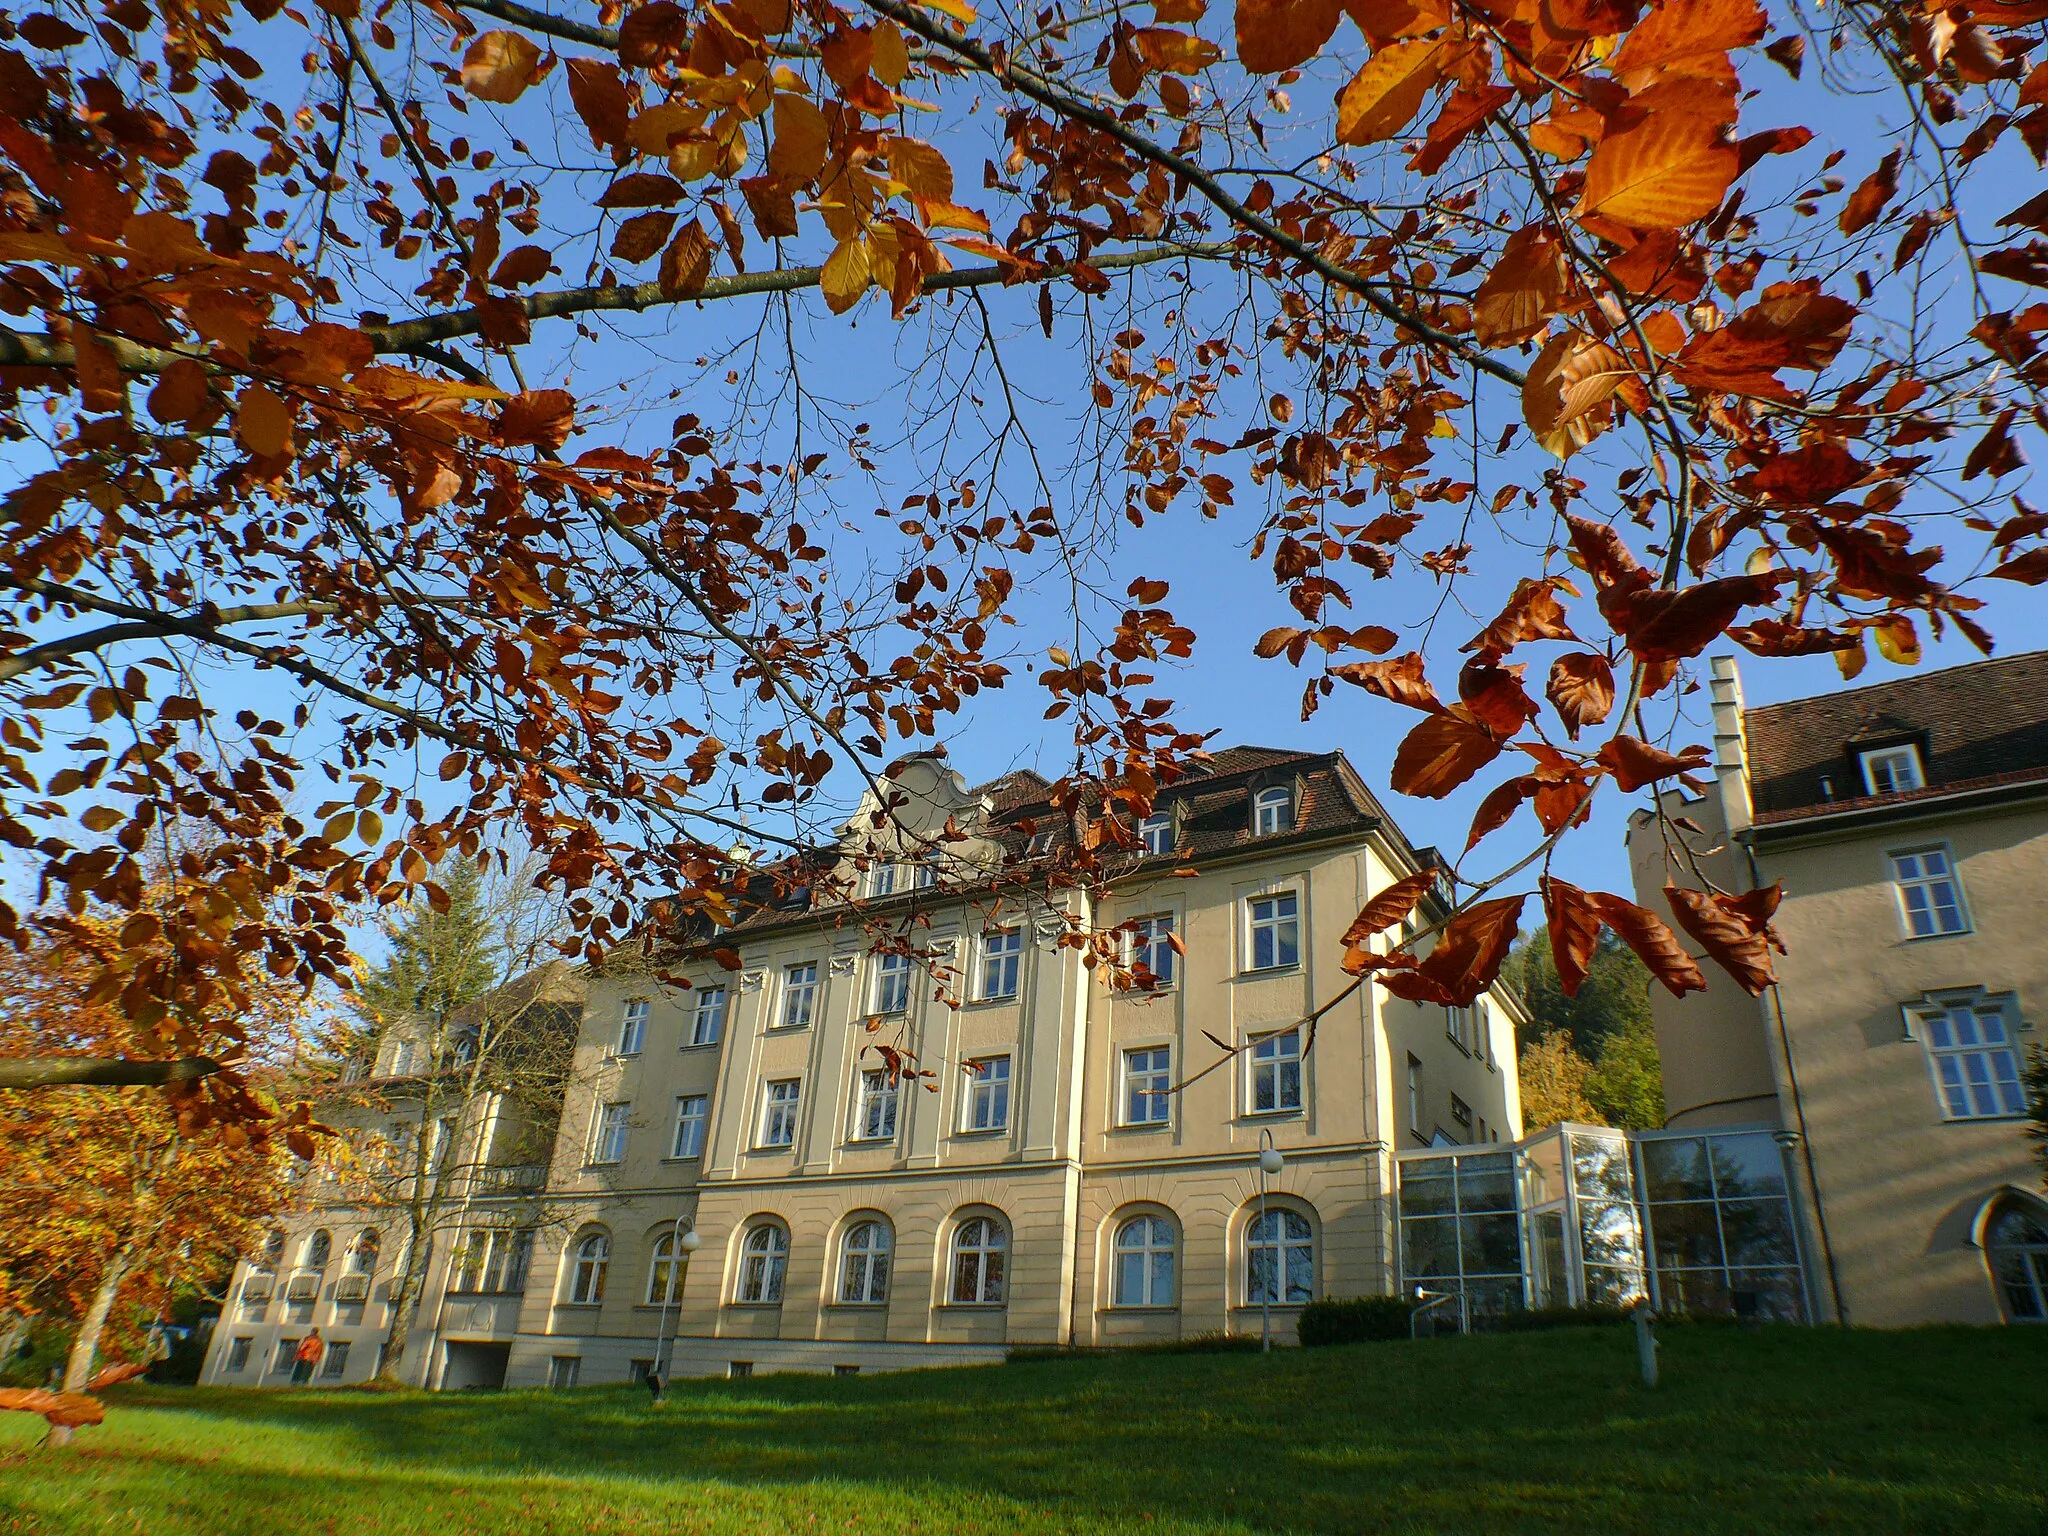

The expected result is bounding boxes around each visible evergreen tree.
[354,861,498,1031]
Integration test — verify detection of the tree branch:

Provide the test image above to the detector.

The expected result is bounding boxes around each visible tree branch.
[0,601,342,684]
[0,1055,222,1088]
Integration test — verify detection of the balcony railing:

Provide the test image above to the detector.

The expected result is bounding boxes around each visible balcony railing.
[473,1163,548,1195]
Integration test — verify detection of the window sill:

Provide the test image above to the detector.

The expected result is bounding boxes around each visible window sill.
[680,1040,722,1050]
[1236,965,1302,981]
[752,1144,797,1154]
[1110,1120,1172,1134]
[953,1126,1010,1138]
[659,1154,704,1164]
[1240,1107,1304,1121]
[843,1137,898,1149]
[724,1300,784,1310]
[553,1302,601,1311]
[938,1302,1007,1311]
[1101,1304,1180,1314]
[1902,929,1974,942]
[962,995,1019,1008]
[1939,1112,2028,1124]
[764,1024,811,1034]
[584,1161,625,1170]
[824,1300,890,1310]
[611,1051,643,1061]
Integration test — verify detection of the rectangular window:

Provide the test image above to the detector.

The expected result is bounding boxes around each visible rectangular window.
[1249,1030,1302,1113]
[618,999,649,1056]
[761,1078,802,1147]
[1124,1047,1171,1125]
[671,1094,708,1159]
[1861,744,1924,795]
[225,1337,252,1373]
[1920,1002,2027,1119]
[320,1341,351,1378]
[1141,812,1174,856]
[1247,892,1300,972]
[874,951,912,1014]
[592,1102,630,1164]
[1450,1093,1473,1133]
[980,928,1022,1001]
[781,963,819,1029]
[548,1356,580,1389]
[854,1068,900,1141]
[1129,914,1176,987]
[869,863,897,898]
[965,1057,1011,1131]
[690,987,727,1046]
[1890,847,1969,938]
[272,1339,297,1375]
[911,862,937,889]
[1446,1006,1472,1053]
[1407,1053,1423,1138]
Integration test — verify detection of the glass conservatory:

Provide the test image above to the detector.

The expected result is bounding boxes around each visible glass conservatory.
[1396,1124,1812,1326]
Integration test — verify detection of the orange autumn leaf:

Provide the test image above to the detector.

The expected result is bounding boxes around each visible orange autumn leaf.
[1335,38,1445,145]
[1577,82,1740,230]
[1236,0,1342,73]
[460,30,542,104]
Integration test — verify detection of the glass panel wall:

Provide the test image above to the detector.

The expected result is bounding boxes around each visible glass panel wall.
[1395,1122,1808,1326]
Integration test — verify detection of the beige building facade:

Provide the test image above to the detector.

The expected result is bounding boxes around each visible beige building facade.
[1627,653,2048,1328]
[205,747,1523,1387]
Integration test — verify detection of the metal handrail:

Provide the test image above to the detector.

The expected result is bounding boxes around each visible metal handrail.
[1409,1286,1470,1338]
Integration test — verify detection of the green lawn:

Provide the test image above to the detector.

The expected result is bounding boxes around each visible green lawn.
[2,1326,2044,1535]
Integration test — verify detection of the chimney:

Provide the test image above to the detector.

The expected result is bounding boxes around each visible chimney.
[1709,654,1753,836]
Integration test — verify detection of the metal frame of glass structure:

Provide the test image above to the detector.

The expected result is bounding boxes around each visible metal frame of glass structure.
[1396,1123,1814,1327]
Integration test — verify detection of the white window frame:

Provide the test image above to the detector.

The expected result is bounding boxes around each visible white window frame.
[1407,1053,1424,1139]
[1245,891,1300,973]
[853,1067,900,1142]
[670,1094,708,1159]
[689,987,727,1046]
[1910,994,2028,1121]
[1111,1214,1176,1307]
[950,1216,1008,1304]
[568,1231,609,1304]
[839,1220,892,1304]
[980,927,1022,1001]
[760,1078,802,1148]
[1140,811,1174,856]
[873,951,912,1014]
[963,1056,1011,1132]
[617,998,650,1056]
[1859,743,1925,796]
[591,1102,630,1165]
[1128,913,1176,987]
[1248,1028,1302,1114]
[646,1231,689,1305]
[225,1336,253,1373]
[1888,845,1970,939]
[868,862,898,898]
[1252,784,1295,836]
[736,1223,788,1304]
[1123,1046,1171,1126]
[910,861,937,890]
[781,963,819,1029]
[1245,1208,1314,1305]
[1446,1005,1472,1054]
[388,1039,416,1077]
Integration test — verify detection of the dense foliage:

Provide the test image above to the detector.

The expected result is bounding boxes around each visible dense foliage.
[1503,927,1664,1128]
[0,0,2043,1120]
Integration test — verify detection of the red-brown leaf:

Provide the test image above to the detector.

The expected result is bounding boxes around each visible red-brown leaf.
[1340,868,1439,944]
[1546,651,1615,736]
[1392,709,1504,798]
[567,59,631,148]
[1664,881,1782,994]
[1466,776,1531,850]
[1595,734,1711,791]
[1378,893,1527,1007]
[1840,148,1901,234]
[1330,652,1443,712]
[1235,0,1341,73]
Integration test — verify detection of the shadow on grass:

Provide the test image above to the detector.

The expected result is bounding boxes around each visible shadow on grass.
[83,1325,2048,1535]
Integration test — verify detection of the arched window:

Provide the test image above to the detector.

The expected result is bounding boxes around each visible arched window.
[1989,1202,2048,1322]
[568,1231,610,1304]
[951,1216,1008,1304]
[1246,1208,1314,1305]
[1252,785,1294,836]
[738,1222,789,1303]
[1112,1216,1176,1307]
[646,1230,690,1306]
[840,1220,892,1304]
[303,1229,332,1270]
[259,1230,286,1271]
[344,1230,379,1277]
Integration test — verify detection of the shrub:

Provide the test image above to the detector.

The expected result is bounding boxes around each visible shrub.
[1296,1296,1415,1347]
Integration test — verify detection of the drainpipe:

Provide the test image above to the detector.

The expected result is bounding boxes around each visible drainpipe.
[1744,840,1849,1328]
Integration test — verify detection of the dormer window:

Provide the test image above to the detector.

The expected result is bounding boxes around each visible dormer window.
[1252,785,1295,837]
[1859,744,1924,797]
[1141,811,1174,856]
[868,863,898,898]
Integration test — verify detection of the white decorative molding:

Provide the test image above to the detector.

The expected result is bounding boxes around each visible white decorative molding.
[828,953,858,978]
[926,935,957,959]
[739,969,766,993]
[1033,917,1065,946]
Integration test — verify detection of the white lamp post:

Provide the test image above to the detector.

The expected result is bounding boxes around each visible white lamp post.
[1257,1131,1285,1353]
[651,1220,701,1402]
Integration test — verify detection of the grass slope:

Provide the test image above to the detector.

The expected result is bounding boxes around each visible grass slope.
[2,1326,2044,1535]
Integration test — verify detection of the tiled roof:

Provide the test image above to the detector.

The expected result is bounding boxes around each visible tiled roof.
[1746,650,2048,823]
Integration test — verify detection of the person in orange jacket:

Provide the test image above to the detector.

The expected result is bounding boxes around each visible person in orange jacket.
[290,1329,324,1386]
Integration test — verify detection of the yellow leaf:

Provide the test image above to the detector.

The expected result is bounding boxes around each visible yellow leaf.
[820,236,873,313]
[236,384,293,458]
[1873,615,1920,665]
[871,20,910,85]
[80,805,122,833]
[1575,81,1739,230]
[322,811,356,844]
[920,0,976,21]
[461,30,542,105]
[767,93,830,181]
[1335,38,1444,146]
[358,810,385,846]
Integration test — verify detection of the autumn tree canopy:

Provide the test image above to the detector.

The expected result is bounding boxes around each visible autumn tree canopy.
[1,0,2044,1116]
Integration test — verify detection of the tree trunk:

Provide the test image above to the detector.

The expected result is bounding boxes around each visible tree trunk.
[47,1243,136,1447]
[373,1211,431,1384]
[0,1055,220,1089]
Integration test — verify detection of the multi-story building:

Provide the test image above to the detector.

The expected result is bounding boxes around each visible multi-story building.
[201,745,1525,1386]
[1626,652,2048,1327]
[199,963,585,1388]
